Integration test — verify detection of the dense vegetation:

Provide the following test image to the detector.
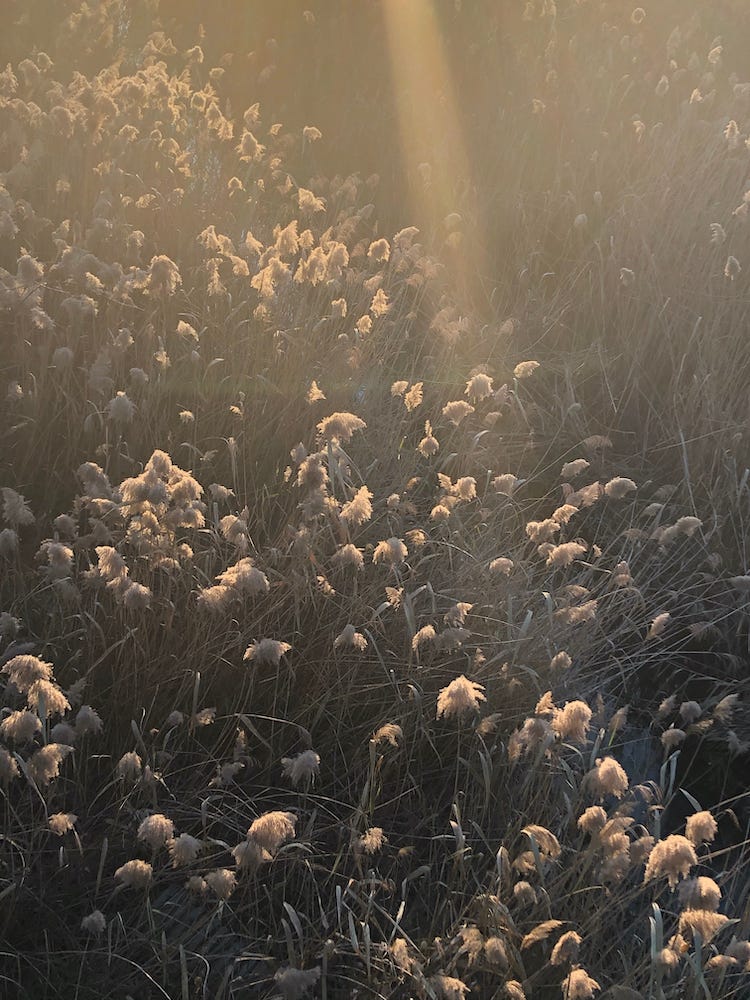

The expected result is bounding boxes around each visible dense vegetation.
[2,2,750,997]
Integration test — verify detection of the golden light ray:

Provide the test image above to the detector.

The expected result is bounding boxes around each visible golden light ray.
[382,0,485,293]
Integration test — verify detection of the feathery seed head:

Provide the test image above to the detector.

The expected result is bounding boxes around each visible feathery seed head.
[81,910,106,935]
[584,756,629,800]
[546,542,587,568]
[3,654,53,692]
[48,812,77,835]
[561,968,600,999]
[465,372,493,401]
[358,827,387,854]
[205,868,236,899]
[0,709,42,743]
[679,700,702,724]
[644,834,698,887]
[604,477,637,499]
[137,814,175,852]
[75,704,103,736]
[282,749,320,787]
[247,811,296,853]
[514,360,539,379]
[2,488,34,528]
[372,723,402,746]
[578,806,607,835]
[334,624,368,650]
[373,537,408,566]
[561,459,590,479]
[168,833,202,867]
[116,751,142,782]
[340,486,373,527]
[26,680,71,718]
[490,557,514,576]
[678,876,722,911]
[442,400,474,426]
[243,638,292,666]
[115,858,153,889]
[333,543,365,571]
[550,931,582,966]
[685,810,718,846]
[107,391,135,424]
[552,701,592,744]
[437,675,486,721]
[316,411,366,443]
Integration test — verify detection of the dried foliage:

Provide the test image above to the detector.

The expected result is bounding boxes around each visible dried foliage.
[1,2,750,999]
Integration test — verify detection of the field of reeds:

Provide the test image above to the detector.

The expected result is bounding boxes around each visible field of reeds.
[2,2,750,997]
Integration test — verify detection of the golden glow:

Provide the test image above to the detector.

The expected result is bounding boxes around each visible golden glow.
[382,0,484,286]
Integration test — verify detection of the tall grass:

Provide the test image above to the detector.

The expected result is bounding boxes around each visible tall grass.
[1,2,750,998]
